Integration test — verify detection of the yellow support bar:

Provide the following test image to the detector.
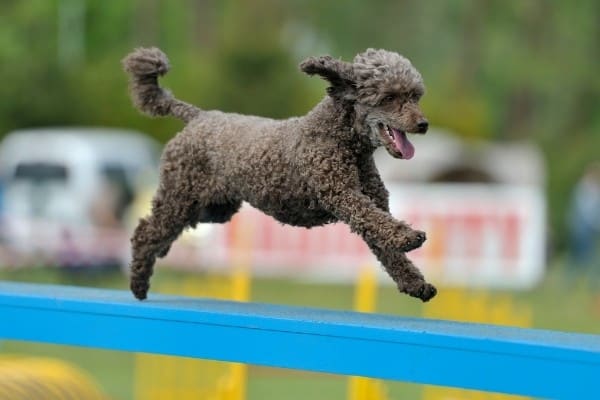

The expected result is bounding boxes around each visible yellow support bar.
[348,265,388,400]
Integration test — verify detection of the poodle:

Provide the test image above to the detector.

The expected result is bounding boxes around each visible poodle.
[123,47,437,302]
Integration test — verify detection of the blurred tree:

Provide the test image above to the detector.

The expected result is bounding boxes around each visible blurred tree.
[205,0,315,118]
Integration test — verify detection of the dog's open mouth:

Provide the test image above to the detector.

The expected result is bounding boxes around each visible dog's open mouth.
[379,124,415,159]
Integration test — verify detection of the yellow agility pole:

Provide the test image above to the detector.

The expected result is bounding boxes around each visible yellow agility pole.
[347,264,388,400]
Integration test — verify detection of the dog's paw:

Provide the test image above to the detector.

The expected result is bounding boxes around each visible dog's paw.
[130,278,149,301]
[399,229,426,252]
[417,283,437,302]
[404,282,437,302]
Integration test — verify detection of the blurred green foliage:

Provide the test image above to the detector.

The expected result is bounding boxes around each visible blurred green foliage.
[0,0,599,249]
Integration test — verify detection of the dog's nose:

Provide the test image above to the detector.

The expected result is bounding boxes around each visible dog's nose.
[417,119,429,133]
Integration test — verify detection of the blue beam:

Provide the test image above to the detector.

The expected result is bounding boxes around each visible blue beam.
[0,282,598,397]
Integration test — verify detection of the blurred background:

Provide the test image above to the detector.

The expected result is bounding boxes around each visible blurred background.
[0,1,599,399]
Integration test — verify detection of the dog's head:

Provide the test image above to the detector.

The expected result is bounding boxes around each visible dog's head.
[300,49,428,159]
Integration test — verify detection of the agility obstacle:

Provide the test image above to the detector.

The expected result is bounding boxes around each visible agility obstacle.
[0,282,599,398]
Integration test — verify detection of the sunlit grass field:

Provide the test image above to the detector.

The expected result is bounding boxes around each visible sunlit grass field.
[1,265,599,400]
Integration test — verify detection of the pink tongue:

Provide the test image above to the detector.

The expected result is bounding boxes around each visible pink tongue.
[391,128,415,159]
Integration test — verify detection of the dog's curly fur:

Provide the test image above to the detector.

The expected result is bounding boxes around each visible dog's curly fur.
[123,47,437,302]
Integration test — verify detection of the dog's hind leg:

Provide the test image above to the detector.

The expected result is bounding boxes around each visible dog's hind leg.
[154,201,242,259]
[129,188,201,300]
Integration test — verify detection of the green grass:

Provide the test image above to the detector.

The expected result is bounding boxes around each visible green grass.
[1,265,599,399]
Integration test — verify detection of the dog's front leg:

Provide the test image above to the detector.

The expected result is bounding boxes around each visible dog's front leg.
[318,185,425,253]
[319,188,434,300]
[367,242,437,301]
[301,150,434,300]
[303,151,425,252]
[312,173,430,296]
[354,157,436,300]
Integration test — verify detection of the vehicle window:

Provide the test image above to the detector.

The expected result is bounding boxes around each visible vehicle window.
[99,164,135,220]
[13,163,69,182]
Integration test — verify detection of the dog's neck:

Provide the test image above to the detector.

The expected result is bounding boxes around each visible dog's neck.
[302,97,376,156]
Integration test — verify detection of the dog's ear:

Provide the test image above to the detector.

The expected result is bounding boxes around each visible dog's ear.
[300,56,356,102]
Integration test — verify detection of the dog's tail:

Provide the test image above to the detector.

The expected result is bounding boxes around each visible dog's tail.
[122,47,201,123]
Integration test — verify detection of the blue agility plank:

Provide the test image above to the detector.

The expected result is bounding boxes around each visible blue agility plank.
[0,282,598,398]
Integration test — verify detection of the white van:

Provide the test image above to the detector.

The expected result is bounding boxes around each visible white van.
[0,127,160,270]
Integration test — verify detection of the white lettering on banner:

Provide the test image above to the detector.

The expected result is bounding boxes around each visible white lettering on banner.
[389,184,546,289]
[194,184,546,289]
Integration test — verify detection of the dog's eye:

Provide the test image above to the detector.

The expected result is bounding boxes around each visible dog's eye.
[381,94,396,104]
[408,91,421,102]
